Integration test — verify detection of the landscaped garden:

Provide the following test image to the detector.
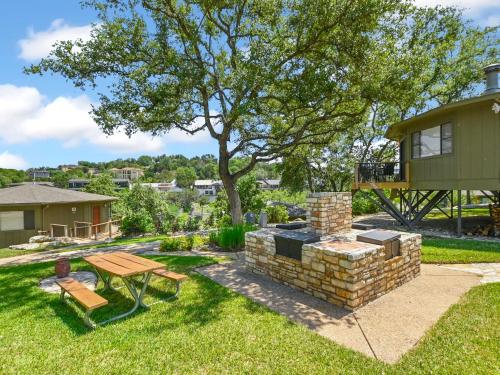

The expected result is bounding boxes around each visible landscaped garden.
[0,255,497,374]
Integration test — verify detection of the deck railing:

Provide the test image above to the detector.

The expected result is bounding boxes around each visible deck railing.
[354,162,409,189]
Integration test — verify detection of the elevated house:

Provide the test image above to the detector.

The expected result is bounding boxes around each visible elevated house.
[0,184,117,247]
[353,64,500,234]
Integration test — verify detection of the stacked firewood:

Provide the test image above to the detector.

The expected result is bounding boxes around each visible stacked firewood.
[489,204,500,237]
[468,224,494,237]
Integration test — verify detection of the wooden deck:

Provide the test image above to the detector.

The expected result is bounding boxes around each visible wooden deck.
[353,162,410,190]
[353,181,410,190]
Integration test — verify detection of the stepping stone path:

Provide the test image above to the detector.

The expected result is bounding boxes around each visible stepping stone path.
[441,263,500,284]
[39,271,98,294]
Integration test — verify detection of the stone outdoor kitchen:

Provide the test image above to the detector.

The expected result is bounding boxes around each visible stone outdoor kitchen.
[245,192,422,310]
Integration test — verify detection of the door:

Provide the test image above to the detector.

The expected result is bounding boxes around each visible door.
[399,138,407,181]
[92,206,101,233]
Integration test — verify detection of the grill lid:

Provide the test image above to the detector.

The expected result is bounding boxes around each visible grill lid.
[356,230,401,245]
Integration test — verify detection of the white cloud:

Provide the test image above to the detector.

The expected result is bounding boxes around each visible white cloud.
[0,84,212,155]
[413,0,499,8]
[413,0,500,26]
[0,151,28,170]
[18,19,93,61]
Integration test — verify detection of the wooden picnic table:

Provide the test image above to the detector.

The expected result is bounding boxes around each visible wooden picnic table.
[83,252,165,324]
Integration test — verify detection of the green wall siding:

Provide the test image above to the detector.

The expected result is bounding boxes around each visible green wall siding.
[401,101,500,190]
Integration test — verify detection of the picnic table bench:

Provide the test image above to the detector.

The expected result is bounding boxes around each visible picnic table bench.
[57,252,187,328]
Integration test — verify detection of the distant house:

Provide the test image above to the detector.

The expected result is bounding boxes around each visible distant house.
[0,184,117,248]
[58,164,79,172]
[140,181,181,192]
[109,168,144,181]
[194,180,223,200]
[257,179,281,191]
[68,178,130,191]
[29,170,51,180]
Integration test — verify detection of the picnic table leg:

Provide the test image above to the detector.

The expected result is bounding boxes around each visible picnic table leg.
[99,272,152,325]
[94,268,123,291]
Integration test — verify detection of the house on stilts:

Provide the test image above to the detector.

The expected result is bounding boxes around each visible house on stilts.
[353,63,500,235]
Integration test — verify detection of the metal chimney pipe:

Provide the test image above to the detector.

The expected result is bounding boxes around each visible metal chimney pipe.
[484,63,500,94]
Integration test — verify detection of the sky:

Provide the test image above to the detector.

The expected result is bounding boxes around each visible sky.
[0,0,498,170]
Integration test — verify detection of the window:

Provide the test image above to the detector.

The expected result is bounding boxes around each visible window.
[411,123,452,159]
[0,211,24,231]
[0,210,35,231]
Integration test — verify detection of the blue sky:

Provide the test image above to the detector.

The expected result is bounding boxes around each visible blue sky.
[0,0,498,169]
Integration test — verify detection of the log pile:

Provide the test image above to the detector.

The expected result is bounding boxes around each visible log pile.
[489,204,500,237]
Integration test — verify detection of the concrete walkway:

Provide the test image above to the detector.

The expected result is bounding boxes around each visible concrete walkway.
[0,242,163,267]
[197,257,490,363]
[0,242,236,267]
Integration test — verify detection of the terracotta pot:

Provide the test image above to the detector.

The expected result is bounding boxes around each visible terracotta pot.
[55,258,71,278]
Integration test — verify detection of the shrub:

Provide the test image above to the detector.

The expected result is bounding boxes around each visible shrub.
[210,224,256,251]
[352,193,380,216]
[264,205,289,223]
[120,210,156,235]
[160,235,207,252]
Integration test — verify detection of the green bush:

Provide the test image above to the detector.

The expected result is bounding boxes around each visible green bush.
[160,235,207,252]
[210,224,256,251]
[264,205,289,223]
[352,193,380,216]
[120,210,155,235]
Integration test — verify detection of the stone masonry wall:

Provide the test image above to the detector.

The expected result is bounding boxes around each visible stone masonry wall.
[245,230,421,310]
[307,192,352,236]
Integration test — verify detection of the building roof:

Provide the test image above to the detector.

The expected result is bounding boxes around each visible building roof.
[258,179,281,186]
[385,92,500,139]
[194,180,214,186]
[0,184,117,206]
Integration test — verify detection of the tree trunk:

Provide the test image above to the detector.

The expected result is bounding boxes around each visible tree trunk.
[225,179,243,225]
[219,151,243,225]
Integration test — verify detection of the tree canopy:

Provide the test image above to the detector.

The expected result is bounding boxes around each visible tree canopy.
[26,0,497,222]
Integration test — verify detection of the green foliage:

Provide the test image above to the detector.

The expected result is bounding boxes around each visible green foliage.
[237,174,265,214]
[167,189,198,212]
[120,209,155,235]
[264,205,289,224]
[0,168,26,188]
[175,167,197,188]
[352,192,380,216]
[116,184,173,233]
[209,175,267,225]
[260,190,307,206]
[159,235,207,252]
[210,224,256,251]
[83,174,116,196]
[51,172,70,188]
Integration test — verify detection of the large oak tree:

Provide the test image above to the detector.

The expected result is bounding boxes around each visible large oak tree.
[28,0,466,223]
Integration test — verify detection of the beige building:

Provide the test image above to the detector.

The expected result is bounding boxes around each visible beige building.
[0,184,117,248]
[109,168,144,180]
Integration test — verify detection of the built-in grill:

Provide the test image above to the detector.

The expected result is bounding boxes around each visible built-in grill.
[274,231,321,261]
[275,222,307,230]
[356,230,401,260]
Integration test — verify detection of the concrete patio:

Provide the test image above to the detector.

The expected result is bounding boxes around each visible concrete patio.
[197,256,486,363]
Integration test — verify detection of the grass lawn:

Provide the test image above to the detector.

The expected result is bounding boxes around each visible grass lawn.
[0,247,49,260]
[422,237,500,264]
[0,235,171,260]
[71,234,171,250]
[425,207,490,219]
[0,255,498,374]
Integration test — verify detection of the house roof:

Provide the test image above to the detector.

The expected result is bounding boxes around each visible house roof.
[0,184,117,206]
[194,180,214,186]
[385,92,500,139]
